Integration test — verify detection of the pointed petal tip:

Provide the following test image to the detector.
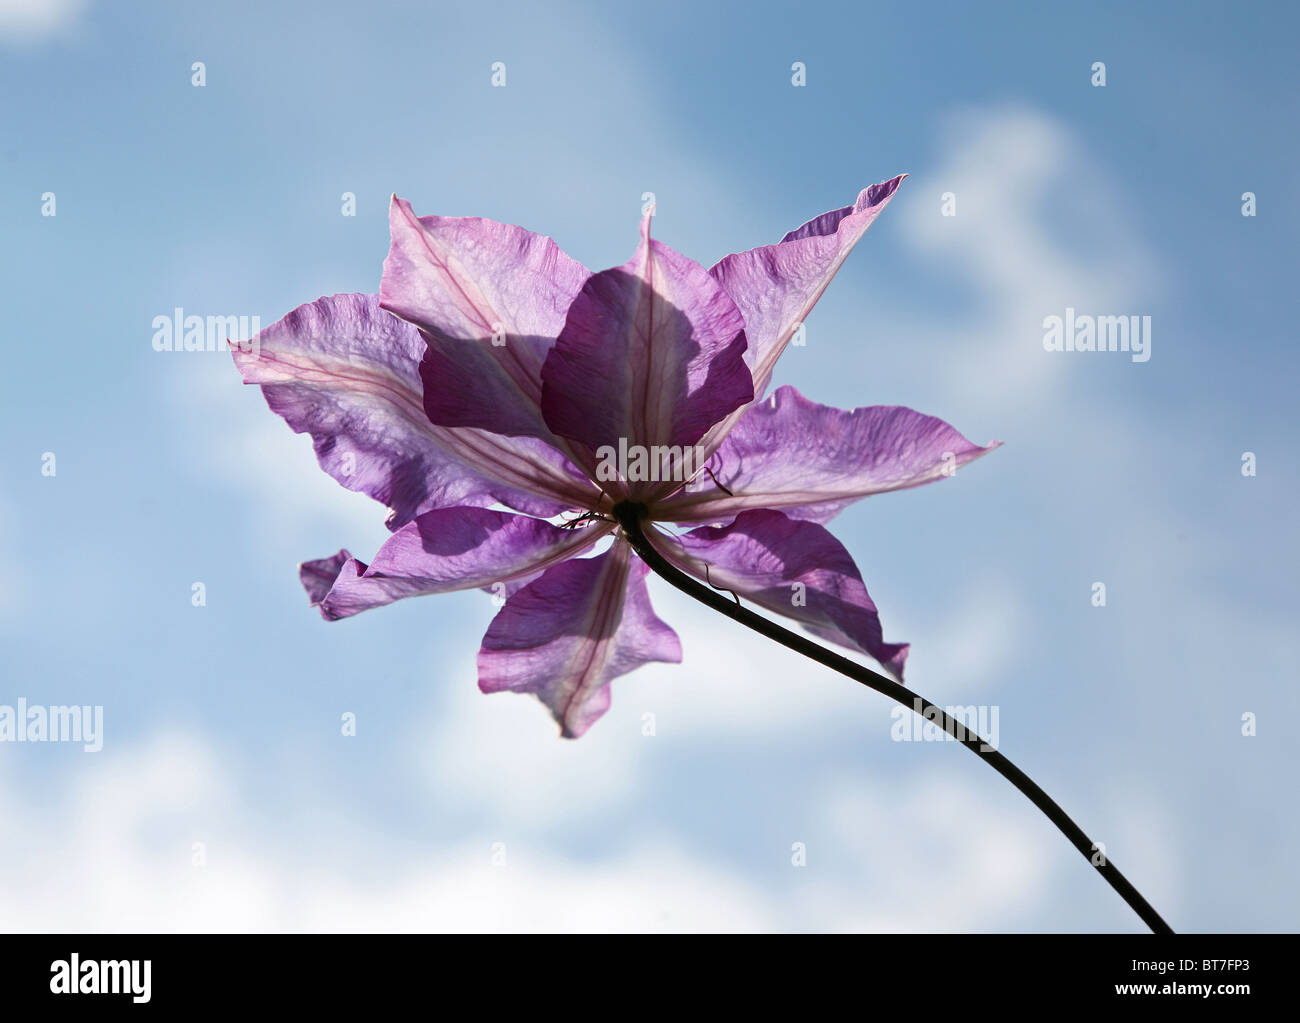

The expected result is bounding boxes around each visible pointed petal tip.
[386,194,418,233]
[299,549,354,609]
[227,336,249,373]
[884,642,910,681]
[857,174,908,211]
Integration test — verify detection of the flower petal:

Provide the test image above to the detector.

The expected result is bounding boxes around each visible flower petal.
[301,550,352,605]
[539,212,753,490]
[709,176,906,401]
[381,196,589,441]
[233,293,597,523]
[648,510,908,678]
[477,540,682,738]
[310,507,611,621]
[656,385,1000,524]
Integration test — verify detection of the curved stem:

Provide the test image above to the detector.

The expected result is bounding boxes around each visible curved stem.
[617,508,1173,934]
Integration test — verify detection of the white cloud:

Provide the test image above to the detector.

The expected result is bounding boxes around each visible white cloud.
[897,577,1027,702]
[896,104,1161,408]
[291,840,773,933]
[811,771,1060,932]
[0,732,774,932]
[414,660,649,826]
[0,0,87,41]
[0,731,1066,932]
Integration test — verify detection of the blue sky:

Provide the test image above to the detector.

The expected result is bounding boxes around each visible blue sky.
[0,0,1296,931]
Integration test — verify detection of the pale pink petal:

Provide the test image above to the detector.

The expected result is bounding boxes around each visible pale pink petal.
[710,176,906,400]
[477,540,682,737]
[381,196,589,442]
[311,507,610,621]
[696,176,906,462]
[655,385,1000,524]
[234,293,598,522]
[648,511,908,678]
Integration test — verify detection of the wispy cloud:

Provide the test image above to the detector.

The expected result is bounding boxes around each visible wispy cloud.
[896,104,1162,409]
[0,731,1063,931]
[0,0,88,42]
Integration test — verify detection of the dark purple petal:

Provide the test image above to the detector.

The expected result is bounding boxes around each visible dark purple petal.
[477,540,682,738]
[648,510,908,678]
[313,507,611,621]
[381,197,589,441]
[656,385,1000,524]
[233,293,598,523]
[300,550,352,606]
[709,176,906,401]
[540,213,753,493]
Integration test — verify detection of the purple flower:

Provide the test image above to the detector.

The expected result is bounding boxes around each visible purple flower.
[233,176,998,737]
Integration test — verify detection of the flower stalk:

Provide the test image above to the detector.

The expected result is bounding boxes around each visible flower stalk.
[613,501,1174,935]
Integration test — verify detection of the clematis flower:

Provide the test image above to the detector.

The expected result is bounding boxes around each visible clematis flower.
[233,175,998,737]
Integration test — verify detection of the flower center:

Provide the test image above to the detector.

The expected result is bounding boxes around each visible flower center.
[610,500,650,532]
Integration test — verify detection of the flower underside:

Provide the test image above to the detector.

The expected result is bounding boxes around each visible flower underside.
[233,175,1000,737]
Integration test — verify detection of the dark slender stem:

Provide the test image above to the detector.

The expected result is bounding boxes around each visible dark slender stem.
[617,508,1173,934]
